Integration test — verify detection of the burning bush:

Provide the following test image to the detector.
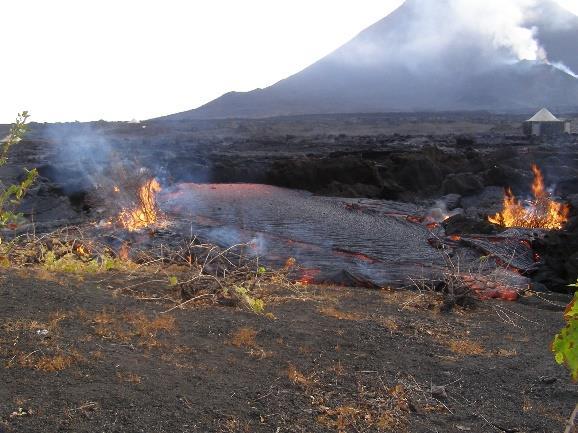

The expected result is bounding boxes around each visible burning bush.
[116,178,162,231]
[92,158,164,232]
[489,164,569,230]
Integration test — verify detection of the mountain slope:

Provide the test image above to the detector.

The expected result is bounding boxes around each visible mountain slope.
[164,0,578,120]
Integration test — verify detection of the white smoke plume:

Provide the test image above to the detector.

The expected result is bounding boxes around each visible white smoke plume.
[551,61,578,77]
[341,0,577,78]
[450,0,547,62]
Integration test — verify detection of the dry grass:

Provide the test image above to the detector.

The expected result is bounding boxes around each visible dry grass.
[376,410,404,431]
[220,418,251,433]
[83,309,176,348]
[381,289,444,311]
[496,348,518,357]
[316,401,409,432]
[228,326,271,358]
[298,345,313,354]
[1,227,128,270]
[389,384,413,412]
[9,349,84,372]
[1,311,68,335]
[35,352,83,372]
[316,405,362,431]
[1,319,47,333]
[318,306,365,321]
[63,401,99,421]
[90,350,105,360]
[447,339,486,356]
[285,361,439,433]
[230,327,258,349]
[116,371,142,384]
[287,363,313,388]
[329,361,346,376]
[1,224,285,316]
[378,316,400,332]
[17,267,66,284]
[1,310,86,372]
[130,312,176,336]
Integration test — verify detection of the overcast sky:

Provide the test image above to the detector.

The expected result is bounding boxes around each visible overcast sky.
[1,0,577,123]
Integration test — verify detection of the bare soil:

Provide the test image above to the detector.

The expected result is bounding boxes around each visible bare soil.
[0,269,576,433]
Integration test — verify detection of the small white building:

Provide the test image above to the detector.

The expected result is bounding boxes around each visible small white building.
[523,108,571,136]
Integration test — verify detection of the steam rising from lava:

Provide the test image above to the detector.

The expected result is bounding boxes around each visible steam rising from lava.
[489,164,569,230]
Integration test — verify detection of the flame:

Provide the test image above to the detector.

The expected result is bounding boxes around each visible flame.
[297,268,321,285]
[76,244,90,257]
[117,178,162,231]
[284,257,297,269]
[488,164,569,230]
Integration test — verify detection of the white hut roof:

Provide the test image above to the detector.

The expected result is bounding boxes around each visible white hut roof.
[527,108,561,122]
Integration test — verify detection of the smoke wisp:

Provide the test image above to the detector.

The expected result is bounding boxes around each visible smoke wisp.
[339,0,577,78]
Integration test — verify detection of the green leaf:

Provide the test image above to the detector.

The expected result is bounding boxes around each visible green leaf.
[257,266,266,275]
[248,298,265,313]
[233,285,265,314]
[552,292,578,381]
[0,113,36,242]
[234,285,248,296]
[168,276,178,286]
[565,293,578,321]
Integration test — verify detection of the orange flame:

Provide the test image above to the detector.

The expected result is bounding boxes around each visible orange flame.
[297,268,321,285]
[117,178,163,231]
[488,164,569,230]
[76,244,90,257]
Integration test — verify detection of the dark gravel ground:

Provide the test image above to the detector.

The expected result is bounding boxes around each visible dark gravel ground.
[0,269,576,433]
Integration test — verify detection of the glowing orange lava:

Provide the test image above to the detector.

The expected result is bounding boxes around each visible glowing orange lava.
[117,178,163,231]
[488,164,569,230]
[297,268,321,285]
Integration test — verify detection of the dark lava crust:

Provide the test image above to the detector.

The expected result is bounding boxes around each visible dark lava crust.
[2,113,577,290]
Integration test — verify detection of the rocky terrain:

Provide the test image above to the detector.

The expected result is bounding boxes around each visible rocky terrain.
[1,112,578,291]
[1,112,577,432]
[5,112,576,200]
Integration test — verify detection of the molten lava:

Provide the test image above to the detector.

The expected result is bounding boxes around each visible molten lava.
[297,268,321,285]
[488,165,569,230]
[117,178,163,231]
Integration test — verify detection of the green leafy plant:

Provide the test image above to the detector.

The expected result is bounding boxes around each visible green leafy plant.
[0,112,38,237]
[42,250,127,274]
[43,251,100,274]
[234,285,265,314]
[551,281,578,381]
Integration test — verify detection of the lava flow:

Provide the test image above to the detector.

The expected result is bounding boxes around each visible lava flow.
[117,178,163,231]
[488,164,569,230]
